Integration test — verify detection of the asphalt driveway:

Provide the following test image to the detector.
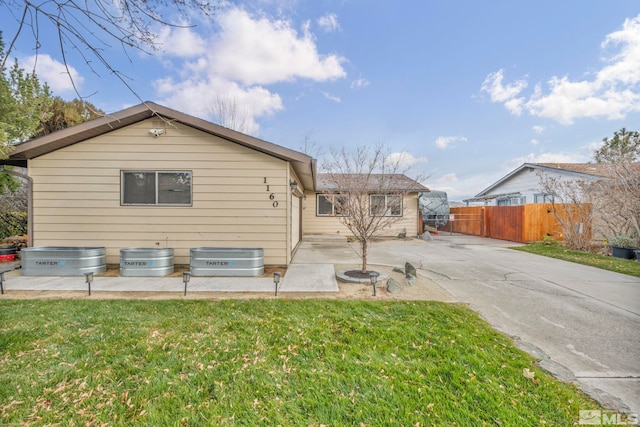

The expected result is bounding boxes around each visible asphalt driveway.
[293,234,640,415]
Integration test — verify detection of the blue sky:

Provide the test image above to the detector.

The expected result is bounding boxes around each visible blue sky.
[2,1,639,201]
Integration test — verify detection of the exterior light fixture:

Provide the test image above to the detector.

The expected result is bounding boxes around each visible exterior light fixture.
[274,272,281,296]
[290,180,298,192]
[183,271,191,296]
[85,272,94,296]
[0,271,4,295]
[369,271,379,297]
[149,128,165,137]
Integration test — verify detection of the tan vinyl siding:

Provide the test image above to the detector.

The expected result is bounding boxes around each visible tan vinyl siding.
[302,191,351,236]
[394,193,420,237]
[289,166,303,252]
[29,119,291,265]
[303,192,420,237]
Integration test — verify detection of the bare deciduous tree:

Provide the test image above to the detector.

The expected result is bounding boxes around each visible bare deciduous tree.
[538,129,640,250]
[589,129,640,245]
[299,131,323,158]
[320,143,427,273]
[206,95,258,136]
[538,173,593,251]
[1,0,216,99]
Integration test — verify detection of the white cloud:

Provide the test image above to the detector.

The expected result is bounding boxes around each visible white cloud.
[208,8,346,86]
[321,92,342,103]
[480,69,527,115]
[21,54,83,94]
[435,135,468,149]
[437,173,458,184]
[156,26,207,57]
[481,14,640,124]
[532,125,545,134]
[435,174,487,201]
[317,13,340,32]
[153,6,348,134]
[530,138,540,145]
[506,151,588,171]
[386,151,428,169]
[154,75,283,129]
[351,77,370,89]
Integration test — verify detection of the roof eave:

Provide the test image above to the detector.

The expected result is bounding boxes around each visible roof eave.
[474,162,605,198]
[7,103,154,161]
[2,102,316,188]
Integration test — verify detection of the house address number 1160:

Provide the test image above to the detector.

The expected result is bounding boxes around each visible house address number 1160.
[264,177,278,208]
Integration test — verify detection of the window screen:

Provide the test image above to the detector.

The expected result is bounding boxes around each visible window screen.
[370,194,402,216]
[122,171,192,206]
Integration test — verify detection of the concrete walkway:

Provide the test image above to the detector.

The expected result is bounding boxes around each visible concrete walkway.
[0,263,339,294]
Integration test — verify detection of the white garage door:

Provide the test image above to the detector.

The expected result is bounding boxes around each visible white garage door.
[291,195,301,250]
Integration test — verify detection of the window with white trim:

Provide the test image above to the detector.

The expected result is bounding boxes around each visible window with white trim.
[316,194,348,216]
[534,193,554,204]
[369,194,402,216]
[496,196,525,206]
[121,171,192,206]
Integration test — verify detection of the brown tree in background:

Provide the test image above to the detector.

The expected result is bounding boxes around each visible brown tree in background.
[589,129,640,245]
[35,98,104,137]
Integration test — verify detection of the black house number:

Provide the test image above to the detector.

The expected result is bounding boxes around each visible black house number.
[264,177,278,208]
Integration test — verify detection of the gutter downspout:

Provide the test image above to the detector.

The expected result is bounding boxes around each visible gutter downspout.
[1,166,33,247]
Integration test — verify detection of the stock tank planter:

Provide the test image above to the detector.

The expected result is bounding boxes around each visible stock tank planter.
[21,247,107,276]
[609,236,637,260]
[190,247,264,276]
[120,248,174,277]
[611,246,635,260]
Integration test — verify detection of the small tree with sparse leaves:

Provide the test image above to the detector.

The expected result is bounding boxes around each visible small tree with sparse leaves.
[320,143,426,273]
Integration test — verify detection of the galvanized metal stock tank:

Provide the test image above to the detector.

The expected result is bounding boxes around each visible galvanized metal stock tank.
[21,246,107,276]
[190,248,264,276]
[120,248,174,277]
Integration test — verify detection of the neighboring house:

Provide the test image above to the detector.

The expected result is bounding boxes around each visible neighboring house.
[464,163,610,206]
[1,102,426,266]
[303,173,428,237]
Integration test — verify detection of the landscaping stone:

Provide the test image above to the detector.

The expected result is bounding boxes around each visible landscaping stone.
[405,262,417,277]
[405,274,416,286]
[392,267,404,274]
[386,277,404,294]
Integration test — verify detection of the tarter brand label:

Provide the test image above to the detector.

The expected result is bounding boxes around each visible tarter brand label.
[35,261,59,266]
[206,261,230,266]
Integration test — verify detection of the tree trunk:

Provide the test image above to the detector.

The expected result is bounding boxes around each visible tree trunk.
[361,239,368,273]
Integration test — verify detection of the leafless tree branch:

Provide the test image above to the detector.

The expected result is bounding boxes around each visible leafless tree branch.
[1,0,216,100]
[206,95,258,136]
[321,143,428,272]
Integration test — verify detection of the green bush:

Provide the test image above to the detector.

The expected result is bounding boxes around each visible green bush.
[540,235,560,246]
[608,235,638,248]
[0,211,27,239]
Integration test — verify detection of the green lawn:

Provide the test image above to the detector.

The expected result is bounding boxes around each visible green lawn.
[514,243,640,278]
[0,299,598,426]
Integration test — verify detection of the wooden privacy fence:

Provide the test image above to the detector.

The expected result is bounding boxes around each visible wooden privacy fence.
[446,204,581,243]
